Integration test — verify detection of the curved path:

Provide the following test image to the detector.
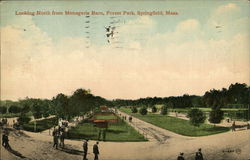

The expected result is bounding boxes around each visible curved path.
[1,115,249,160]
[117,110,191,144]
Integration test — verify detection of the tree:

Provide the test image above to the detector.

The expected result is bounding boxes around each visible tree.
[0,106,7,114]
[9,105,21,113]
[131,107,138,113]
[151,106,157,113]
[32,102,43,119]
[187,108,206,127]
[160,104,168,115]
[53,93,69,119]
[41,100,50,118]
[139,107,147,115]
[209,108,224,125]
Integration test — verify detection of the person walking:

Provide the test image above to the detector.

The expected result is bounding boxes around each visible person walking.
[232,121,236,132]
[53,128,59,149]
[177,152,185,160]
[2,133,10,149]
[195,148,204,160]
[93,141,99,160]
[2,132,5,147]
[83,139,88,160]
[59,131,65,148]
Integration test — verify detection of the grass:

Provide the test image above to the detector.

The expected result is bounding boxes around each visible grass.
[0,111,33,118]
[119,107,230,137]
[67,118,147,142]
[95,115,117,120]
[22,117,58,132]
[0,113,20,118]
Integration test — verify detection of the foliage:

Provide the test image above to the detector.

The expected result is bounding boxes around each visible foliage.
[22,117,58,132]
[119,107,229,136]
[9,105,21,113]
[209,108,224,124]
[0,106,7,114]
[31,101,43,119]
[131,107,138,113]
[151,106,157,113]
[68,119,146,141]
[17,113,31,125]
[160,104,168,115]
[139,107,148,115]
[187,108,206,127]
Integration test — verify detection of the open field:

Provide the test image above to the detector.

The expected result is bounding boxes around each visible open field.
[119,107,230,136]
[22,117,58,132]
[67,118,147,142]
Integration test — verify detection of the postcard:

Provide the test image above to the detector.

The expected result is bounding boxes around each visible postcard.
[0,1,249,160]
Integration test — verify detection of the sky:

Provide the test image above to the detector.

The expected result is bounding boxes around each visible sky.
[1,0,250,100]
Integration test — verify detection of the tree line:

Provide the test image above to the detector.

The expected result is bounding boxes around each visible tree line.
[0,88,110,121]
[113,83,250,109]
[0,83,249,122]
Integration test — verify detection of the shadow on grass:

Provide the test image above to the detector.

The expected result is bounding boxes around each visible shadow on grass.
[202,126,230,132]
[107,129,126,134]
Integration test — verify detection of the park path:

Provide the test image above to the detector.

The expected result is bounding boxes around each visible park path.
[117,110,191,144]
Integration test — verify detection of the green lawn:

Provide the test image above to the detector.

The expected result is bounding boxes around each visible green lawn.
[22,117,58,132]
[0,112,33,118]
[119,107,230,137]
[95,115,117,120]
[67,118,147,142]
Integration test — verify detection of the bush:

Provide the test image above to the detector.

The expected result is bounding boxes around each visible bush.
[17,113,31,125]
[187,108,206,127]
[209,108,224,124]
[131,107,138,113]
[151,106,157,113]
[139,107,148,115]
[160,105,168,115]
[22,117,58,132]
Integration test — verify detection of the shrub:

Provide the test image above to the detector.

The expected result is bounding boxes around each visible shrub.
[139,107,148,115]
[17,113,31,125]
[187,108,206,127]
[160,105,168,115]
[209,108,224,124]
[131,107,138,113]
[22,117,58,132]
[151,106,157,113]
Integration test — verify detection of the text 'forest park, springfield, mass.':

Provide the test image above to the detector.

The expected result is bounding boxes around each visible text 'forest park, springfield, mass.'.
[15,10,179,16]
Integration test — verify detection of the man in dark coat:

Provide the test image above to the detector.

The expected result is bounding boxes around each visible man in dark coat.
[83,139,88,160]
[53,128,59,149]
[93,141,99,160]
[195,148,204,160]
[2,133,5,147]
[177,152,185,160]
[2,133,10,149]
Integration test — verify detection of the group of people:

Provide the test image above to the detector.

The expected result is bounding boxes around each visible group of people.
[0,118,8,126]
[52,126,66,149]
[83,139,100,160]
[177,148,204,160]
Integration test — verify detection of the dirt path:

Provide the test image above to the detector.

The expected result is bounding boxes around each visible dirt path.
[1,115,249,160]
[117,110,190,144]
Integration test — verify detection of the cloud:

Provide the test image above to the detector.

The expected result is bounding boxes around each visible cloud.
[176,19,200,33]
[1,8,249,100]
